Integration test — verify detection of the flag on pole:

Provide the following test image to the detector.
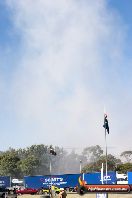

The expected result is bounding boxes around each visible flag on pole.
[103,114,109,134]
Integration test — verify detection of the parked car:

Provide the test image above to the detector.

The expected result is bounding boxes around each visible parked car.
[38,186,61,195]
[53,186,61,194]
[16,188,38,195]
[41,188,49,194]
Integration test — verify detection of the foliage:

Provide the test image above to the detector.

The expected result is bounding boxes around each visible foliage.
[82,145,103,163]
[120,151,132,162]
[0,149,21,177]
[17,144,52,175]
[0,144,132,177]
[82,154,121,173]
[116,163,132,173]
[18,155,40,176]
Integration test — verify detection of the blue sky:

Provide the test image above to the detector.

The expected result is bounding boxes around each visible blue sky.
[0,0,132,156]
[108,0,132,56]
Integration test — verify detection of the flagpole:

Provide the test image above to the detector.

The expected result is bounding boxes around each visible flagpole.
[105,128,108,184]
[101,163,104,184]
[103,112,109,184]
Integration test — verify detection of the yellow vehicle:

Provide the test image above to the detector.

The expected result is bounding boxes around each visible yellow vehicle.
[53,186,61,194]
[42,188,49,194]
[42,186,61,194]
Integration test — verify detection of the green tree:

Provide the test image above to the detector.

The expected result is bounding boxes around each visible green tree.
[120,151,132,163]
[19,155,40,176]
[82,145,103,163]
[82,154,121,173]
[17,144,50,175]
[0,149,21,177]
[116,163,132,173]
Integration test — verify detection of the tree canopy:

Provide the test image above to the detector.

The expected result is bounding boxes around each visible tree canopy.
[0,144,131,177]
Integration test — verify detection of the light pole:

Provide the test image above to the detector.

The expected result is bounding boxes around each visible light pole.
[49,160,52,187]
[49,146,57,198]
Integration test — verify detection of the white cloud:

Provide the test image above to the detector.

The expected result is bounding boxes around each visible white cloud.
[2,0,130,154]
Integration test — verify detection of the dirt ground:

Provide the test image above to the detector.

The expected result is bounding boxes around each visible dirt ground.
[18,193,132,198]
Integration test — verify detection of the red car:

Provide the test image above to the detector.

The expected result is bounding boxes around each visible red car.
[16,188,38,195]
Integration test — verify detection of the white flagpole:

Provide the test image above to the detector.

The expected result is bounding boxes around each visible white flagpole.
[105,126,108,184]
[104,107,108,184]
[101,163,104,184]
